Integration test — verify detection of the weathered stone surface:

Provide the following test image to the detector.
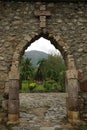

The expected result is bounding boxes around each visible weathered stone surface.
[0,2,86,76]
[8,100,19,114]
[9,79,19,90]
[67,110,80,124]
[40,127,54,130]
[66,98,79,110]
[2,100,8,111]
[0,82,5,89]
[66,69,78,80]
[34,10,51,16]
[0,1,87,124]
[8,114,19,123]
[40,21,46,27]
[9,79,19,100]
[9,88,19,100]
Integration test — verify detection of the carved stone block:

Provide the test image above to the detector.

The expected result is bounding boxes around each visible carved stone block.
[8,100,19,114]
[66,97,79,110]
[40,21,46,28]
[40,16,46,21]
[8,114,19,123]
[9,79,19,90]
[34,10,51,16]
[9,87,19,100]
[66,69,78,80]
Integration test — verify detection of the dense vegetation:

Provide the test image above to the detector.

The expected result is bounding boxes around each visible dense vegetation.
[19,54,66,93]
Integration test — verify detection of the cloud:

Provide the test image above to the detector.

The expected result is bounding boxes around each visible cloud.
[26,37,60,55]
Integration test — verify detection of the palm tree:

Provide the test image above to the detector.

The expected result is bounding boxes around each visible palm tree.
[19,57,34,80]
[35,58,46,81]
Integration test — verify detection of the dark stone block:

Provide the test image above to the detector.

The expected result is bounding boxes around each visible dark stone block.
[8,100,19,114]
[0,82,5,89]
[66,97,79,111]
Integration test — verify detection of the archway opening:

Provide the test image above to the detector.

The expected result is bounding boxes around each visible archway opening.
[18,37,67,129]
[19,37,66,93]
[8,34,79,127]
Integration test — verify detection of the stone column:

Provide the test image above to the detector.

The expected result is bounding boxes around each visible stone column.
[66,55,80,124]
[0,81,5,123]
[8,79,19,124]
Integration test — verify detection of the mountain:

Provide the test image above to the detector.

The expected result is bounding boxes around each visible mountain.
[23,50,48,67]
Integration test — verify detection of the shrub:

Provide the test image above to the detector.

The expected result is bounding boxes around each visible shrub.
[56,84,62,92]
[32,85,46,92]
[44,80,63,92]
[29,82,36,91]
[44,80,57,92]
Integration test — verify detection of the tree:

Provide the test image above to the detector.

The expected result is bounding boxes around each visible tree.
[19,57,34,80]
[35,54,66,90]
[35,58,46,81]
[45,54,66,80]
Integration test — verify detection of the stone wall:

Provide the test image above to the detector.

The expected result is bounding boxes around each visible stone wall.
[0,2,87,79]
[0,1,87,123]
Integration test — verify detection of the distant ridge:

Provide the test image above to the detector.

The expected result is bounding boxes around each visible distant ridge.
[24,50,48,67]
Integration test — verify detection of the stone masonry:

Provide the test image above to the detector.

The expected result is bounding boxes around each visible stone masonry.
[0,0,87,125]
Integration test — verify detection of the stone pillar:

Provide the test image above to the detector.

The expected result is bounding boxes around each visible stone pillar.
[79,92,87,122]
[0,81,5,123]
[8,79,19,124]
[66,55,80,124]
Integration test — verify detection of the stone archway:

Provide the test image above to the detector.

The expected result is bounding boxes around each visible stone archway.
[8,32,79,124]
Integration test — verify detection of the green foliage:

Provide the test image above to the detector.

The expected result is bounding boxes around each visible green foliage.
[32,85,46,92]
[35,54,66,90]
[56,84,62,91]
[35,58,46,81]
[29,82,36,91]
[44,80,56,92]
[19,57,34,80]
[20,80,63,93]
[19,54,66,93]
[20,80,29,93]
[45,55,66,82]
[44,80,62,92]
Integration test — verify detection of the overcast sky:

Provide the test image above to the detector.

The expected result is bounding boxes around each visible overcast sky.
[26,37,60,55]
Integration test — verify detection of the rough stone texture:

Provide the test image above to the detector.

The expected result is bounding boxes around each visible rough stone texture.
[0,1,87,123]
[12,93,67,130]
[0,93,85,129]
[79,92,87,122]
[0,2,87,78]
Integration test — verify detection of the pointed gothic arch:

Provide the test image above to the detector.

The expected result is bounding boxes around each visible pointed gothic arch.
[8,32,79,124]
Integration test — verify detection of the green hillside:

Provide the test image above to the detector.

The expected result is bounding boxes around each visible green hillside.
[24,50,48,67]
